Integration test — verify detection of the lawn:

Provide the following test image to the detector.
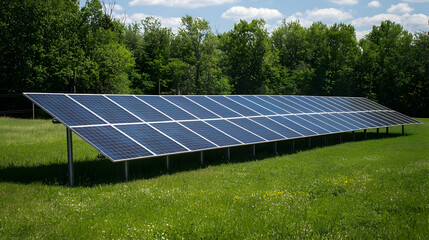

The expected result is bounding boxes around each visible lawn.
[0,117,428,239]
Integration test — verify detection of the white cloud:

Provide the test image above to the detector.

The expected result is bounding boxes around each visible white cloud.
[129,0,238,8]
[129,13,182,32]
[305,8,353,21]
[367,1,380,8]
[221,6,284,20]
[351,13,429,32]
[328,0,358,5]
[356,29,370,39]
[403,0,429,2]
[387,3,414,14]
[282,8,352,28]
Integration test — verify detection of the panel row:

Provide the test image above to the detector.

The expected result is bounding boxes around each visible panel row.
[26,93,401,127]
[72,111,417,161]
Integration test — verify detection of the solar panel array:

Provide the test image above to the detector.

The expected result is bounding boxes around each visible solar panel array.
[24,93,421,161]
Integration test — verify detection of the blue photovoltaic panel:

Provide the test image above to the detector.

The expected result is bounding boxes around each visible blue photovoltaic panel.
[250,117,303,139]
[107,95,171,122]
[73,126,153,161]
[116,124,187,155]
[137,96,196,121]
[206,119,265,144]
[208,96,260,116]
[284,115,331,134]
[230,118,283,141]
[163,96,219,119]
[70,95,141,124]
[257,96,301,114]
[181,121,240,147]
[291,96,329,113]
[270,116,317,136]
[25,93,421,162]
[25,94,105,126]
[297,115,342,133]
[227,96,276,115]
[186,96,240,118]
[150,122,216,150]
[316,114,356,131]
[278,96,313,113]
[242,95,290,114]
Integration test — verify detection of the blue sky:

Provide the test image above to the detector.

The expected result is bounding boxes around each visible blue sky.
[103,0,429,38]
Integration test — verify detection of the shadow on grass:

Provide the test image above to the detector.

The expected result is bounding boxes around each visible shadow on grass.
[0,131,405,187]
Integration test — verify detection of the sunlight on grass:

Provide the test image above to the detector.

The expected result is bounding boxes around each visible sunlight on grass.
[0,117,428,239]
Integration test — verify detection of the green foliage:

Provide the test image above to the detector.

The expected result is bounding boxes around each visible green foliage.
[0,117,428,238]
[1,1,428,116]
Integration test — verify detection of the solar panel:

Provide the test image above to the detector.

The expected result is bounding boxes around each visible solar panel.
[24,93,421,162]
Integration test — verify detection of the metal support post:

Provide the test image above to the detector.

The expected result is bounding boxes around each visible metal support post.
[323,136,327,146]
[352,131,355,141]
[364,129,367,140]
[252,144,256,157]
[273,142,278,154]
[166,156,169,171]
[402,125,404,136]
[124,161,129,180]
[308,138,311,149]
[338,133,342,143]
[291,140,295,153]
[386,127,389,137]
[32,103,35,120]
[200,151,204,167]
[226,148,230,162]
[376,128,379,138]
[66,128,74,187]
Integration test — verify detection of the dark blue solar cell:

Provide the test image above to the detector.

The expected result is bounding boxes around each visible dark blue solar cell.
[243,96,290,114]
[356,98,387,110]
[227,96,276,115]
[116,124,187,155]
[389,111,420,124]
[319,114,360,131]
[150,122,215,151]
[278,96,314,113]
[358,112,390,126]
[25,94,105,126]
[333,113,369,129]
[356,112,389,127]
[70,95,141,124]
[257,96,302,114]
[208,96,260,116]
[269,116,317,136]
[186,96,240,118]
[307,96,341,112]
[73,126,153,161]
[367,112,397,125]
[293,96,333,112]
[229,118,283,141]
[163,96,219,119]
[318,97,350,112]
[181,121,240,147]
[206,119,265,144]
[283,115,330,134]
[137,96,196,121]
[106,95,171,122]
[340,113,376,128]
[329,97,361,111]
[376,112,405,125]
[250,117,302,139]
[299,115,343,132]
[337,97,369,111]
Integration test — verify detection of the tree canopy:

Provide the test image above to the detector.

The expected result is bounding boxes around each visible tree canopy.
[1,0,428,117]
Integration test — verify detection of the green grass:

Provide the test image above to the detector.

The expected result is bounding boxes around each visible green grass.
[1,117,428,239]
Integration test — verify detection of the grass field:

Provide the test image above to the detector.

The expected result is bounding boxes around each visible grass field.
[0,117,428,239]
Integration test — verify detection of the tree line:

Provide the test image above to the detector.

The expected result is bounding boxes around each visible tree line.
[1,0,428,117]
